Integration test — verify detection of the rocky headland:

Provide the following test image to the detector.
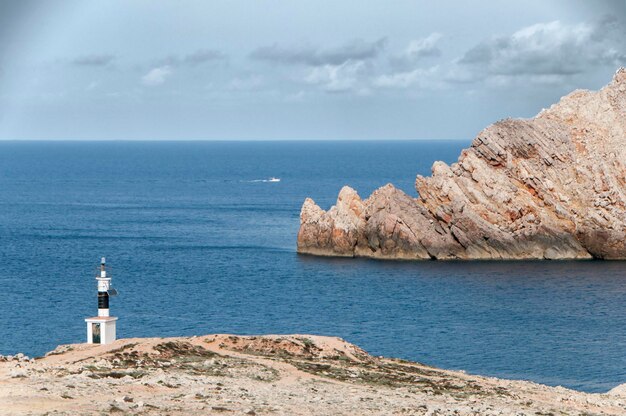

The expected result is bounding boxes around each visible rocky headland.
[2,334,626,415]
[297,68,626,260]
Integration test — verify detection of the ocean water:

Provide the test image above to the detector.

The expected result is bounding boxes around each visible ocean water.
[1,140,625,393]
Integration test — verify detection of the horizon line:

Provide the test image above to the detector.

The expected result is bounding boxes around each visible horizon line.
[0,138,472,142]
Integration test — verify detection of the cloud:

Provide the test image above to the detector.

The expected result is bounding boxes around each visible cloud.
[457,19,625,80]
[443,66,480,84]
[304,61,368,93]
[405,33,442,59]
[250,38,387,66]
[71,54,115,67]
[158,49,226,67]
[182,49,226,65]
[180,49,225,65]
[596,15,626,61]
[389,33,443,71]
[141,65,172,86]
[593,0,626,20]
[373,66,441,89]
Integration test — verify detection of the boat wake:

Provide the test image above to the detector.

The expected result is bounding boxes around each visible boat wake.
[242,177,281,183]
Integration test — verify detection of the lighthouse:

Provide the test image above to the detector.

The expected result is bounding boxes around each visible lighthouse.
[85,257,118,344]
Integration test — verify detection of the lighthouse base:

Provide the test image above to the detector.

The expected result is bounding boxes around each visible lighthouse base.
[85,316,118,345]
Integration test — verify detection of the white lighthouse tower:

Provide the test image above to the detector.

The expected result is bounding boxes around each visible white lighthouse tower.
[85,257,118,344]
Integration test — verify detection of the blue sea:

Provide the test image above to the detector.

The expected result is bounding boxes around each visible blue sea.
[1,141,625,393]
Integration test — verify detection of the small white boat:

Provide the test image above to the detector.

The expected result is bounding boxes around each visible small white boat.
[268,177,281,182]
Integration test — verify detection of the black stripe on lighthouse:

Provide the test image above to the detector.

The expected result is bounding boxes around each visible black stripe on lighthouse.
[98,291,109,309]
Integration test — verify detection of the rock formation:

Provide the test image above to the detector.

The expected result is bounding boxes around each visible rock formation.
[298,68,626,260]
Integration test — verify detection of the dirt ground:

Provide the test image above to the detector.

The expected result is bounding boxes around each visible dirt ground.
[1,334,625,415]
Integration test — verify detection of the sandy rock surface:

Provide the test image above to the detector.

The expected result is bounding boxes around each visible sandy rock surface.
[297,68,626,260]
[1,334,626,415]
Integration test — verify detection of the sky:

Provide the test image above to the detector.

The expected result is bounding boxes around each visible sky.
[0,0,624,140]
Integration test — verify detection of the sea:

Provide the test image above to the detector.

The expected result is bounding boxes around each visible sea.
[1,140,625,393]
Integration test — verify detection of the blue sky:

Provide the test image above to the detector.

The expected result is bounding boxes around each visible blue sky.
[0,0,624,140]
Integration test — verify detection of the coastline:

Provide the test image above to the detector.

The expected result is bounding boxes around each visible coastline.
[2,334,625,415]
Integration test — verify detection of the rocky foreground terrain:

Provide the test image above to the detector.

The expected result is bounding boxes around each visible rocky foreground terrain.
[298,68,626,260]
[2,335,626,415]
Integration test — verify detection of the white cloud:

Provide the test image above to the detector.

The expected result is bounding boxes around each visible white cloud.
[458,20,624,79]
[443,67,479,84]
[304,61,366,93]
[374,66,441,89]
[388,33,443,71]
[405,33,442,59]
[141,65,172,86]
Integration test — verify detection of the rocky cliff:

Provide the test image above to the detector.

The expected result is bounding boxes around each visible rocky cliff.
[298,68,626,260]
